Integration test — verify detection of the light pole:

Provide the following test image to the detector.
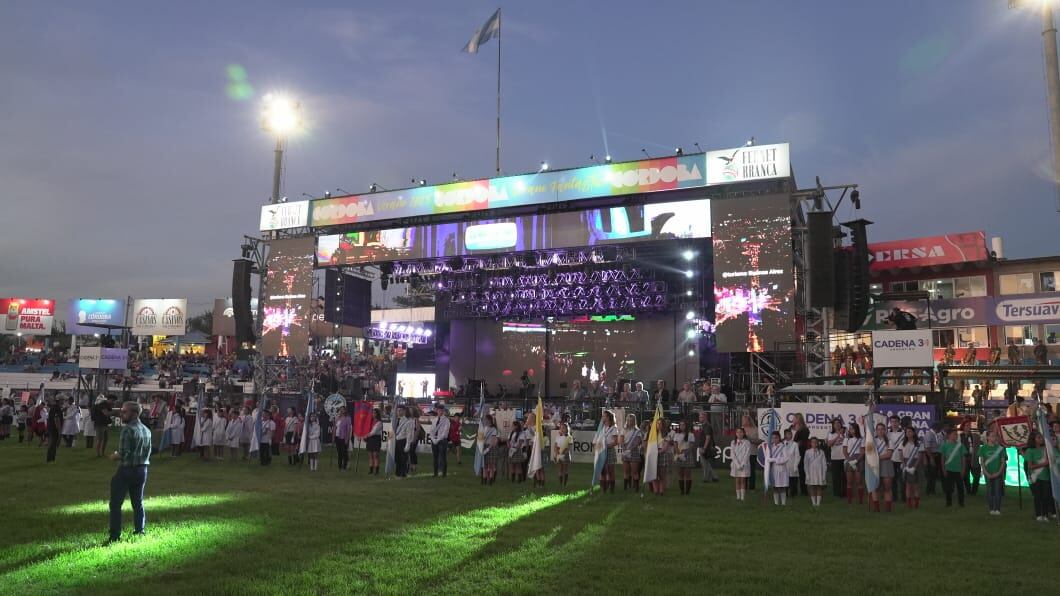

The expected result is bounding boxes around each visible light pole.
[1011,0,1060,211]
[261,93,303,204]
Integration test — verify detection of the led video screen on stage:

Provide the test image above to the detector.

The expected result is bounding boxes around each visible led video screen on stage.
[262,237,315,357]
[449,320,546,393]
[548,316,676,395]
[711,195,795,353]
[316,198,711,265]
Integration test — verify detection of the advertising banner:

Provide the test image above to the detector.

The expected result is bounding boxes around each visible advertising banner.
[874,404,935,438]
[871,330,933,368]
[861,296,989,330]
[758,404,866,440]
[131,299,187,336]
[67,298,126,335]
[704,143,790,186]
[868,231,987,272]
[989,293,1060,325]
[310,154,710,227]
[0,298,55,336]
[711,195,795,352]
[212,297,259,336]
[261,237,314,358]
[78,346,129,370]
[317,198,711,266]
[259,200,310,231]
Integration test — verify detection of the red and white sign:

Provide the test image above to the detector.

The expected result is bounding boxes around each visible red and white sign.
[0,298,55,336]
[868,231,987,271]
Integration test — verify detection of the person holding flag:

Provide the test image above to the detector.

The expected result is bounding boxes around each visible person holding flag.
[843,424,865,505]
[1029,401,1060,521]
[939,428,968,508]
[526,397,545,489]
[481,414,499,485]
[764,431,791,506]
[472,387,488,480]
[383,397,399,479]
[589,410,617,494]
[899,427,924,509]
[303,413,321,471]
[620,414,643,491]
[869,422,894,512]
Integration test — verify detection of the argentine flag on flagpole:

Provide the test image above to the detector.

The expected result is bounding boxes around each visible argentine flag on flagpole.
[473,384,487,477]
[590,413,607,491]
[642,403,664,489]
[298,390,314,455]
[384,394,399,478]
[863,406,880,495]
[461,8,500,54]
[527,396,544,477]
[761,407,778,492]
[1035,399,1060,514]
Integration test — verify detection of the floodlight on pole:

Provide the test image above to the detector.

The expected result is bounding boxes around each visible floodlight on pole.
[261,92,303,205]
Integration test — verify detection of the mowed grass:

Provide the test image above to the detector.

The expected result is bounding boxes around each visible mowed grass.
[1,440,1057,596]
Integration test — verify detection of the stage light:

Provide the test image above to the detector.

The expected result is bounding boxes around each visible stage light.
[682,249,694,261]
[746,136,755,146]
[684,270,694,278]
[686,329,696,339]
[686,290,693,296]
[418,179,427,186]
[685,311,695,320]
[851,189,861,209]
[369,184,378,192]
[605,154,612,163]
[675,147,683,156]
[688,349,695,357]
[261,93,302,136]
[540,161,549,171]
[436,282,444,289]
[424,329,433,337]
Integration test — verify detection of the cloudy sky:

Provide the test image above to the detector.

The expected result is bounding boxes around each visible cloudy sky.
[1,0,1057,315]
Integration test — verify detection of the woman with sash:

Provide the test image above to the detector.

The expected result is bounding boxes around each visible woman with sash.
[1026,432,1055,521]
[899,427,924,509]
[652,417,672,496]
[730,427,752,502]
[765,431,790,506]
[826,418,847,498]
[741,414,760,491]
[552,422,572,487]
[939,428,968,507]
[979,429,1007,515]
[481,414,499,485]
[843,424,865,504]
[507,420,527,483]
[305,413,321,471]
[598,410,619,494]
[620,414,642,491]
[672,419,697,496]
[804,437,828,507]
[871,422,894,512]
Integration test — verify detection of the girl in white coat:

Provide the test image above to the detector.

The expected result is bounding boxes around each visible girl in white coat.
[212,408,228,460]
[765,431,790,506]
[225,410,243,461]
[167,406,185,456]
[305,413,322,471]
[198,408,213,460]
[783,428,801,498]
[729,427,752,501]
[804,437,828,507]
[61,398,81,447]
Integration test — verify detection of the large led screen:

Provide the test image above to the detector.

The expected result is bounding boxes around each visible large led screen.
[262,237,315,357]
[449,319,546,394]
[548,316,676,395]
[67,298,126,335]
[711,195,795,352]
[317,198,711,266]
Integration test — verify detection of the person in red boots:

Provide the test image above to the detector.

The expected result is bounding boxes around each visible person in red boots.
[899,427,924,509]
[843,424,865,504]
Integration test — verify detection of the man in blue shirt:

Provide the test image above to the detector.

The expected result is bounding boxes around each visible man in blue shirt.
[107,400,152,543]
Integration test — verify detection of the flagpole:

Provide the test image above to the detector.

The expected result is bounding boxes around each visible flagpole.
[495,8,502,174]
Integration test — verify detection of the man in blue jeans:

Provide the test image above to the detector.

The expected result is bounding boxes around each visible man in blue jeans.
[107,400,152,543]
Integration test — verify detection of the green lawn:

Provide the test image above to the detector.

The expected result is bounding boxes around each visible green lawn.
[1,440,1056,595]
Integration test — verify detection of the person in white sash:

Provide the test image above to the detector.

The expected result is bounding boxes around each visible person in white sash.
[729,427,752,501]
[826,418,847,499]
[212,408,227,461]
[804,437,828,507]
[620,414,642,492]
[886,416,905,503]
[225,409,243,462]
[197,408,213,461]
[60,396,81,448]
[507,420,527,483]
[783,428,800,499]
[304,413,322,471]
[239,406,254,461]
[978,429,1007,515]
[899,427,924,510]
[166,405,185,457]
[599,411,619,494]
[481,414,499,486]
[673,419,697,496]
[552,422,573,487]
[82,399,96,449]
[652,417,672,496]
[765,431,790,506]
[1025,432,1054,521]
[871,422,895,513]
[843,424,865,505]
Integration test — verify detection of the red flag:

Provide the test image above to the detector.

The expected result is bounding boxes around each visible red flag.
[993,416,1031,448]
[353,402,373,439]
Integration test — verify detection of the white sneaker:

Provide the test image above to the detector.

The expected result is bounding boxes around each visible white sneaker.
[1036,516,1046,522]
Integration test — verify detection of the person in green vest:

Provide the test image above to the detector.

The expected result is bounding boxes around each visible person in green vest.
[1026,432,1056,522]
[939,428,967,508]
[978,430,1007,516]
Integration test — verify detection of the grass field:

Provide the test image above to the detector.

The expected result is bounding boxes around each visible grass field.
[1,440,1057,596]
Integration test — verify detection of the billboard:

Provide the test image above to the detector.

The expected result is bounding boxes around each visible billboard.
[259,200,310,231]
[990,293,1060,325]
[1,298,55,336]
[212,297,259,336]
[67,298,126,335]
[130,299,187,336]
[310,154,709,227]
[862,296,989,330]
[705,143,790,186]
[711,195,795,352]
[261,237,315,357]
[78,346,129,370]
[317,198,712,266]
[871,330,933,368]
[868,231,987,271]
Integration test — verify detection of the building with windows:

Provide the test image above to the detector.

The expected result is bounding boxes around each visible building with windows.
[994,255,1060,358]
